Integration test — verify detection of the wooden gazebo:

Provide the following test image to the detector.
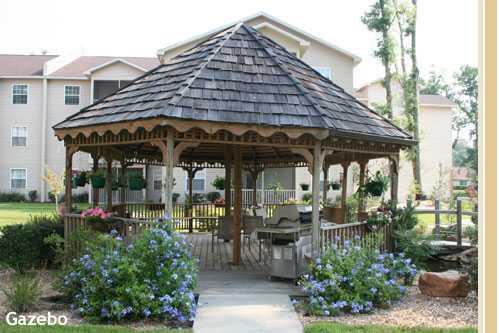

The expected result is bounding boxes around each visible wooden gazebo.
[53,23,414,263]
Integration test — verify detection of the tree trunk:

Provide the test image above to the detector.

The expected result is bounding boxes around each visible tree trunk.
[410,0,422,190]
[381,0,393,118]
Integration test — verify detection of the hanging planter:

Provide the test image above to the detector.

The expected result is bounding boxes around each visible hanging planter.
[128,176,146,190]
[74,171,88,187]
[89,170,106,189]
[300,183,310,191]
[329,182,341,190]
[361,171,389,197]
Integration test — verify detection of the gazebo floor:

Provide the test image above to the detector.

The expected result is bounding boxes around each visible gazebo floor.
[183,233,270,273]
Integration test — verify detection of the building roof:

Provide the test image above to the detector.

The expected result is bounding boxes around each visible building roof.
[0,54,57,76]
[157,12,361,64]
[54,23,412,144]
[51,56,159,77]
[419,94,455,107]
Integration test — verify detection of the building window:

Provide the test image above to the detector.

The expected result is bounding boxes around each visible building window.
[153,170,162,191]
[186,169,206,192]
[65,86,80,105]
[12,84,28,104]
[313,67,332,80]
[11,126,27,147]
[11,168,27,189]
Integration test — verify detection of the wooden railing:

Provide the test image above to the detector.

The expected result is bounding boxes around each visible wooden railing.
[412,199,478,246]
[319,221,391,253]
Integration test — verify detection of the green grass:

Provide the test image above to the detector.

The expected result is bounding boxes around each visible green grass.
[0,323,191,333]
[0,202,89,226]
[304,322,477,333]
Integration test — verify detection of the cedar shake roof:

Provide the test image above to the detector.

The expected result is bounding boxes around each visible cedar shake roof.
[0,54,57,76]
[51,56,159,77]
[54,24,412,144]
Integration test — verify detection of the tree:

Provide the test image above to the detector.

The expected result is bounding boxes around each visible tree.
[42,166,64,213]
[362,0,396,119]
[420,70,451,96]
[392,0,422,193]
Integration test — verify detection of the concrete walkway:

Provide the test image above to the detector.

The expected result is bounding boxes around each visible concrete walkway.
[193,272,303,333]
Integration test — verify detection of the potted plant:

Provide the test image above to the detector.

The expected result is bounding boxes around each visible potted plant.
[299,182,310,191]
[81,207,121,233]
[128,175,146,191]
[72,171,87,187]
[329,181,341,190]
[89,170,106,189]
[212,176,225,190]
[365,211,390,231]
[214,197,225,207]
[362,171,389,197]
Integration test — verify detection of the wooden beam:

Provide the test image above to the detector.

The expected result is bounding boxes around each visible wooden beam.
[357,159,368,214]
[311,141,322,257]
[152,131,175,217]
[389,154,400,208]
[105,155,113,211]
[341,161,350,222]
[322,163,330,203]
[232,145,242,265]
[173,142,200,164]
[224,145,232,217]
[64,146,77,213]
[91,153,99,207]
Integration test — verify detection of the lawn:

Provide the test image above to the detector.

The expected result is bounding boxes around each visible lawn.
[304,322,477,333]
[0,324,190,333]
[0,202,89,226]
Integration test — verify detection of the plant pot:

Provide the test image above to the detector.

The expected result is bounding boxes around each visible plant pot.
[90,175,105,189]
[129,177,145,190]
[300,184,310,191]
[323,206,345,224]
[368,186,384,197]
[74,173,87,187]
[330,183,341,190]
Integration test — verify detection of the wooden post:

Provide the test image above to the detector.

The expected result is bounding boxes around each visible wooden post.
[105,155,113,211]
[224,145,232,217]
[456,199,462,246]
[152,131,175,218]
[390,154,400,208]
[184,165,201,233]
[251,170,259,207]
[358,160,368,214]
[232,145,242,265]
[322,163,329,203]
[340,161,350,223]
[311,141,322,257]
[120,161,127,206]
[64,146,75,213]
[91,154,99,207]
[434,199,441,238]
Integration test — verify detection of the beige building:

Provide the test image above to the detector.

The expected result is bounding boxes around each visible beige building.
[356,80,455,201]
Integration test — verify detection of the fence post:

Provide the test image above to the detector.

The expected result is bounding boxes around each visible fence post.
[456,199,462,246]
[434,199,440,238]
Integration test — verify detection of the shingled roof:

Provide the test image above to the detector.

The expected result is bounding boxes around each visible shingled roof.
[54,23,413,145]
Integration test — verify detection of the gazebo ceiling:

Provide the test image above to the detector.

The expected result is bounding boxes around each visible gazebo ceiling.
[54,23,414,146]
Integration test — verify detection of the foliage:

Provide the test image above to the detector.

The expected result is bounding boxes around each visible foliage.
[391,204,436,267]
[462,255,478,291]
[211,176,225,190]
[359,171,389,197]
[61,225,197,323]
[1,273,41,313]
[301,192,312,204]
[420,70,451,95]
[28,190,38,202]
[299,237,417,316]
[345,195,360,224]
[0,215,64,273]
[304,322,477,333]
[172,193,180,204]
[431,164,450,202]
[0,192,26,202]
[44,228,97,270]
[366,212,391,230]
[266,181,283,192]
[192,193,205,204]
[81,207,113,224]
[206,191,221,203]
[42,166,65,212]
[0,324,192,333]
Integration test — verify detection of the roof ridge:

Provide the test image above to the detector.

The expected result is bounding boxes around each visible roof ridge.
[169,23,244,110]
[241,24,336,131]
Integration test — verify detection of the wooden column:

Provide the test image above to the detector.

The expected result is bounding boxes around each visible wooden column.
[311,141,322,257]
[390,154,399,208]
[322,163,330,203]
[184,165,201,233]
[251,171,258,207]
[64,146,75,213]
[358,159,368,214]
[152,132,175,218]
[232,145,242,265]
[91,154,99,207]
[224,145,232,217]
[120,160,127,206]
[341,161,350,223]
[105,155,113,211]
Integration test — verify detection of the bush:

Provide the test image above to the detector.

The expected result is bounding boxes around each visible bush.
[192,193,205,203]
[172,193,180,204]
[206,191,221,203]
[28,190,38,202]
[61,225,197,323]
[0,215,64,273]
[301,192,312,203]
[299,238,417,316]
[1,273,41,313]
[212,176,225,190]
[0,192,26,202]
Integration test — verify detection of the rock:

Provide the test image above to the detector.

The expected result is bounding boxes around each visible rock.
[441,247,478,263]
[418,270,470,297]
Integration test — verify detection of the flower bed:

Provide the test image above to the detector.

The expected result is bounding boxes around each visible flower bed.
[298,237,417,316]
[61,224,197,325]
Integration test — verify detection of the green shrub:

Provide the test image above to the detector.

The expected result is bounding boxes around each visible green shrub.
[0,192,26,202]
[463,256,478,291]
[206,191,221,203]
[299,237,417,316]
[28,190,38,202]
[0,215,64,273]
[61,225,197,323]
[212,176,225,190]
[2,273,41,313]
[301,192,312,203]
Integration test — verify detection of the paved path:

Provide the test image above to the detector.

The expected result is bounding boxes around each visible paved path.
[193,272,303,333]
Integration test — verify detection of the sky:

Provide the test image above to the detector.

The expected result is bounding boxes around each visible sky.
[1,0,478,88]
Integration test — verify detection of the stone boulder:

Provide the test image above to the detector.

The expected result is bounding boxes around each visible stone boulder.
[418,270,470,297]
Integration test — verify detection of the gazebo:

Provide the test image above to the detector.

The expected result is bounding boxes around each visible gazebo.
[53,23,414,263]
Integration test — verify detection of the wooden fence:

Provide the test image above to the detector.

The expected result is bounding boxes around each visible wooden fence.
[412,199,478,246]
